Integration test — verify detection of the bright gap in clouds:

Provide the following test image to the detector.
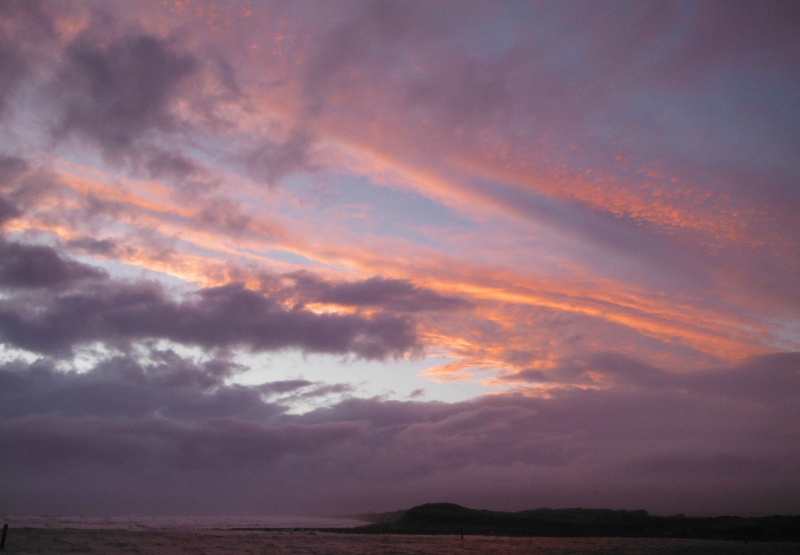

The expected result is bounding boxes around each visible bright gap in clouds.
[230,351,495,411]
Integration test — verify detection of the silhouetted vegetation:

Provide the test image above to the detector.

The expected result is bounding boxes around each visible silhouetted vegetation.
[335,503,800,542]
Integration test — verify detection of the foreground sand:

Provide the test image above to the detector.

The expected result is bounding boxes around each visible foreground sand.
[1,528,797,555]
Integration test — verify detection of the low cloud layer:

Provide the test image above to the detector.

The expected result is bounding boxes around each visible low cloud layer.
[1,350,798,516]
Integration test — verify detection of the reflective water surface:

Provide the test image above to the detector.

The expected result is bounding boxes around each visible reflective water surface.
[2,529,796,555]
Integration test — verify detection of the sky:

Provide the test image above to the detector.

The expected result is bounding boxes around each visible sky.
[0,0,798,517]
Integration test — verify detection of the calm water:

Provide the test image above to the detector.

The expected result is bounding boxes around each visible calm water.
[1,514,364,530]
[4,528,798,555]
[0,527,796,555]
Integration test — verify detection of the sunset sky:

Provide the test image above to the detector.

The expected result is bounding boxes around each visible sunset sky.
[1,0,799,517]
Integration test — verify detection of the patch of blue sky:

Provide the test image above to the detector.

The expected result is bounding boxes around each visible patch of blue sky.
[168,235,238,260]
[629,3,694,72]
[280,172,477,252]
[709,70,800,169]
[453,173,701,284]
[452,15,518,61]
[622,83,793,179]
[259,248,321,266]
[53,145,111,176]
[515,5,594,74]
[759,317,800,352]
[71,253,196,291]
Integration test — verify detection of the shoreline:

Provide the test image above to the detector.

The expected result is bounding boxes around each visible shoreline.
[0,527,798,555]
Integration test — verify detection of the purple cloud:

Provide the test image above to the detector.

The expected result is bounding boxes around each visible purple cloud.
[0,206,420,358]
[52,31,196,156]
[0,278,418,359]
[245,131,317,186]
[0,240,107,289]
[0,351,797,515]
[0,0,54,117]
[288,272,470,313]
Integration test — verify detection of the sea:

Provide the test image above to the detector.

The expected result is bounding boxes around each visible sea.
[0,515,796,554]
[0,514,364,530]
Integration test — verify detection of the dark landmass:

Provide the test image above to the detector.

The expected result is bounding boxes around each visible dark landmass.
[327,503,800,542]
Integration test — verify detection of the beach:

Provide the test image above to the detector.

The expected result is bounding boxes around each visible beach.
[1,527,797,555]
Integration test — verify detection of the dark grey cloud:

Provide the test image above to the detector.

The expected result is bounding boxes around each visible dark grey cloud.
[0,240,107,289]
[0,217,425,359]
[0,0,53,36]
[0,350,363,479]
[0,196,20,224]
[0,351,797,516]
[303,0,438,112]
[40,13,311,188]
[197,197,252,235]
[244,130,316,186]
[0,155,64,218]
[2,413,365,475]
[0,352,275,422]
[0,155,29,189]
[143,150,202,180]
[52,31,196,156]
[65,237,118,257]
[0,352,359,425]
[3,3,308,190]
[0,278,417,359]
[288,272,470,312]
[0,179,416,360]
[504,351,800,404]
[405,56,511,129]
[0,37,26,116]
[0,174,417,359]
[0,0,54,117]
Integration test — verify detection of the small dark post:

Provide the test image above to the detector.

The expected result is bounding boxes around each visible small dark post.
[460,527,464,539]
[1,523,8,550]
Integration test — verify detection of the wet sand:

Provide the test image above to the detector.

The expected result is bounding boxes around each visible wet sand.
[1,528,796,555]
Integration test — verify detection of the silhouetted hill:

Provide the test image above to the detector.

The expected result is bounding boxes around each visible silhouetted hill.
[344,503,800,542]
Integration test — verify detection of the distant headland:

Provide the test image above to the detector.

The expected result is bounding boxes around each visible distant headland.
[331,503,800,542]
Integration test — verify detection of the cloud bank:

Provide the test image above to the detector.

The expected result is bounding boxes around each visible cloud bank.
[2,351,797,516]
